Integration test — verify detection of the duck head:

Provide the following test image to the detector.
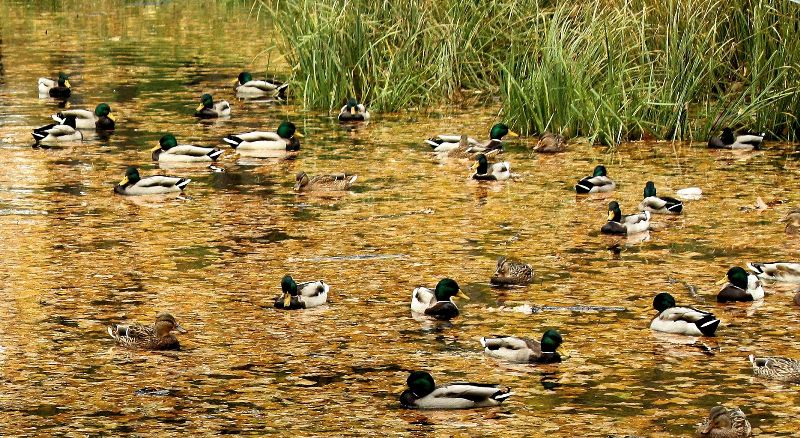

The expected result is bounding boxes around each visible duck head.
[197,93,214,111]
[281,274,299,308]
[652,292,676,312]
[237,71,252,85]
[540,329,563,353]
[294,171,310,191]
[58,72,71,88]
[433,278,468,302]
[472,153,489,174]
[406,371,436,397]
[153,134,178,153]
[607,201,622,222]
[701,406,732,435]
[720,127,735,144]
[593,165,608,177]
[489,123,518,140]
[153,313,187,337]
[780,210,800,234]
[345,97,359,115]
[118,166,141,187]
[721,267,749,289]
[643,181,657,198]
[276,121,302,140]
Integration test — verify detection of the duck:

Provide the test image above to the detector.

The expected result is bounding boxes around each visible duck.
[748,355,800,383]
[410,278,469,320]
[601,201,650,235]
[337,97,370,122]
[480,329,563,364]
[222,121,302,156]
[650,292,720,336]
[717,267,764,302]
[490,257,533,285]
[747,262,800,283]
[51,103,115,131]
[533,132,566,153]
[399,371,513,410]
[32,115,82,143]
[795,290,800,306]
[274,275,329,310]
[107,313,187,350]
[38,72,71,99]
[426,123,518,154]
[696,406,752,438]
[471,153,510,181]
[151,134,223,162]
[780,210,800,234]
[234,71,287,98]
[575,165,616,193]
[294,171,357,192]
[708,127,763,150]
[113,166,191,196]
[639,181,683,214]
[195,93,231,118]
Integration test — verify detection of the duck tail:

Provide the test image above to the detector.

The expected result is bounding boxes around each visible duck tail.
[424,139,441,149]
[176,178,191,190]
[479,337,487,347]
[575,181,593,194]
[276,82,288,98]
[748,354,756,367]
[32,131,46,142]
[695,314,720,336]
[492,388,514,402]
[208,149,224,161]
[746,263,765,275]
[223,135,243,148]
[52,113,65,124]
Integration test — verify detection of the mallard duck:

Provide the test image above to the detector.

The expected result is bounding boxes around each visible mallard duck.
[795,290,800,306]
[471,153,510,181]
[708,128,763,150]
[696,406,752,438]
[38,72,71,99]
[426,123,518,154]
[749,355,800,383]
[294,171,357,192]
[338,98,370,122]
[273,275,329,309]
[780,210,800,234]
[639,181,683,214]
[234,71,287,98]
[575,165,616,194]
[650,292,720,336]
[410,278,469,320]
[533,132,566,153]
[480,329,562,364]
[52,103,115,130]
[113,166,190,196]
[32,115,82,143]
[490,257,533,285]
[399,371,513,410]
[747,262,800,283]
[151,134,223,162]
[222,121,302,156]
[107,313,187,350]
[717,267,764,302]
[195,93,231,118]
[601,201,650,235]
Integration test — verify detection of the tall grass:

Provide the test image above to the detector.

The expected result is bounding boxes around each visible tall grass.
[262,0,799,143]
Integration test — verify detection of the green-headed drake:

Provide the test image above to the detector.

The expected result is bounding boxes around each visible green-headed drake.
[195,93,231,118]
[410,278,469,320]
[222,121,303,157]
[601,201,650,235]
[717,267,764,302]
[747,262,800,283]
[650,292,720,336]
[114,166,190,196]
[480,329,562,364]
[639,181,683,215]
[151,134,223,162]
[274,275,329,310]
[696,406,752,438]
[38,72,71,99]
[32,115,82,143]
[490,257,533,286]
[399,371,513,410]
[294,171,357,192]
[708,127,763,150]
[749,355,800,383]
[575,165,615,194]
[426,123,518,155]
[471,153,510,181]
[338,97,370,122]
[107,313,187,350]
[533,132,566,153]
[52,103,115,131]
[234,71,287,98]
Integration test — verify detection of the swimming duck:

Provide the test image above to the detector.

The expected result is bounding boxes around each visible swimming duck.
[113,166,191,196]
[601,201,650,235]
[410,278,469,320]
[195,93,231,118]
[471,153,510,181]
[426,123,518,154]
[274,275,329,310]
[222,121,302,156]
[639,181,683,214]
[708,127,763,150]
[748,355,800,383]
[696,406,752,438]
[151,134,223,162]
[747,262,800,283]
[650,292,720,336]
[107,313,187,350]
[533,132,566,153]
[38,72,71,99]
[32,115,82,143]
[338,97,370,122]
[717,267,764,302]
[234,71,287,98]
[399,371,513,410]
[575,165,616,193]
[780,210,800,234]
[294,171,357,192]
[480,329,562,364]
[52,103,115,130]
[490,257,533,285]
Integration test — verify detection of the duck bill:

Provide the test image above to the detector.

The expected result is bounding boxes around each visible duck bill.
[294,131,304,138]
[507,130,519,138]
[455,290,470,300]
[64,80,72,88]
[118,176,129,186]
[715,277,728,286]
[196,104,205,112]
[607,211,614,221]
[107,113,117,122]
[350,107,356,115]
[149,144,161,152]
[701,423,714,434]
[174,323,188,334]
[470,162,478,170]
[283,294,292,307]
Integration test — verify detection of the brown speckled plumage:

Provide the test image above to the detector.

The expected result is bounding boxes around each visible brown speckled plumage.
[107,313,187,350]
[490,257,533,285]
[749,355,800,382]
[696,406,751,437]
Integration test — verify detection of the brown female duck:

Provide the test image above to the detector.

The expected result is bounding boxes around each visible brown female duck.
[107,313,187,350]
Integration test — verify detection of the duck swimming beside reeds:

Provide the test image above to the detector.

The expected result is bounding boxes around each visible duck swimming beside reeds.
[471,153,510,181]
[533,132,566,153]
[426,123,518,155]
[223,121,302,155]
[708,127,763,150]
[234,71,287,98]
[575,165,615,194]
[337,97,370,122]
[195,93,231,118]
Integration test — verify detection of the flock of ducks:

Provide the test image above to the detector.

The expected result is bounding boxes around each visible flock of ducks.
[33,71,795,436]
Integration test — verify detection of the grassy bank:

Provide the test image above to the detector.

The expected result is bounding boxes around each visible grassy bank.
[262,0,799,144]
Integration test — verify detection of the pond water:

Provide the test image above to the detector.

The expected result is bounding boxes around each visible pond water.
[1,0,799,435]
